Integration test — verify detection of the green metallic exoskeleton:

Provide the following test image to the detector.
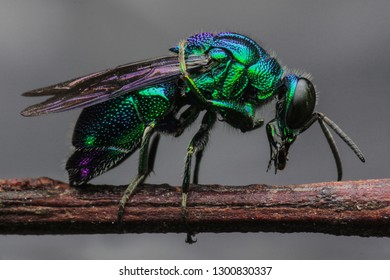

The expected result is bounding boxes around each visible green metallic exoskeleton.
[21,32,365,242]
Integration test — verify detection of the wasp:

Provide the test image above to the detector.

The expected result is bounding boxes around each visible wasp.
[21,32,365,232]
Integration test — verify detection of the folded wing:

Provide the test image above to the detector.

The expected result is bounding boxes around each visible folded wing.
[21,54,210,116]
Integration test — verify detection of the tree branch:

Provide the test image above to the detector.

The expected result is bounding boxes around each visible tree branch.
[0,177,389,237]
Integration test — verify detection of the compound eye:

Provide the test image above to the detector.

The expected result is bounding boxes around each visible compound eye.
[286,78,316,129]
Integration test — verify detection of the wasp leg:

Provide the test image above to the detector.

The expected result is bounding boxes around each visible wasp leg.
[207,100,264,132]
[193,150,203,184]
[175,106,201,137]
[156,105,200,137]
[172,105,200,137]
[117,124,159,224]
[181,111,217,243]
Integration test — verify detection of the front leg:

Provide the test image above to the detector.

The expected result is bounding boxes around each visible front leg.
[207,99,264,132]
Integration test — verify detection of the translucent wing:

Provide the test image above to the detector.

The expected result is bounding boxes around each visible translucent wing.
[21,54,210,116]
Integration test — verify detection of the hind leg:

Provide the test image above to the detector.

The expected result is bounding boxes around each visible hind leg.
[117,125,159,223]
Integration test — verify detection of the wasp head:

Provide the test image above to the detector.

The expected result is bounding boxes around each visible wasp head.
[266,74,316,173]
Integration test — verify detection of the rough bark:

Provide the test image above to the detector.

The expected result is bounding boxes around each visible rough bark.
[0,177,389,237]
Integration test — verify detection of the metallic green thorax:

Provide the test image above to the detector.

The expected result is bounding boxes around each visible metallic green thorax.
[171,32,283,102]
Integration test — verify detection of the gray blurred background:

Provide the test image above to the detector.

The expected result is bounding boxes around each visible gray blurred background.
[1,0,389,259]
